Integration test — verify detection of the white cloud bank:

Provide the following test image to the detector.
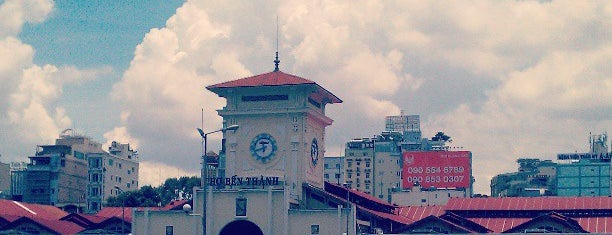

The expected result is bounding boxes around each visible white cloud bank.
[0,0,112,162]
[0,0,605,194]
[110,0,609,193]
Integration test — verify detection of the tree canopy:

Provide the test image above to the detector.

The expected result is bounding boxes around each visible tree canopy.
[106,176,200,207]
[431,132,451,142]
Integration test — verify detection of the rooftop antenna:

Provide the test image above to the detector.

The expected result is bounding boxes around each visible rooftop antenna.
[274,15,280,72]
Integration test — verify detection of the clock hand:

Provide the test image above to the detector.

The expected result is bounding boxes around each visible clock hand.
[254,145,268,153]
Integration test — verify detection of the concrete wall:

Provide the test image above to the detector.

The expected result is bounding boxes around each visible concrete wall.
[132,209,200,235]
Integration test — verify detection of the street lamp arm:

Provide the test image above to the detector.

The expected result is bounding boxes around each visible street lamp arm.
[197,125,239,138]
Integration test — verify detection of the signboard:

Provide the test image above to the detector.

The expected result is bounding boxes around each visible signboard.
[402,151,471,189]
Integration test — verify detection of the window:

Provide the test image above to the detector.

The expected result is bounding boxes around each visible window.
[335,174,340,179]
[366,173,370,178]
[365,162,370,167]
[324,173,329,179]
[165,226,174,235]
[347,162,352,167]
[109,159,113,166]
[324,163,329,168]
[311,225,320,234]
[236,198,247,216]
[242,95,288,102]
[347,173,352,178]
[335,163,340,168]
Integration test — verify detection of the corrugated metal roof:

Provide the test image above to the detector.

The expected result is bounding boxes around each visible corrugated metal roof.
[468,217,531,233]
[396,205,445,221]
[446,197,612,211]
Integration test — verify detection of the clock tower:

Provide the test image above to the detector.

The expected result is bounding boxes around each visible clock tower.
[207,67,341,202]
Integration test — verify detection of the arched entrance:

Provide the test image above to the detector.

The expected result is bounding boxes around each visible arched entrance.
[219,220,263,235]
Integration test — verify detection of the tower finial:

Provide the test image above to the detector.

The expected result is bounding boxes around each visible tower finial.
[274,15,280,72]
[274,52,280,72]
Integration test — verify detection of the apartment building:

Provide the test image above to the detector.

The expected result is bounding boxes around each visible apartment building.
[87,141,139,213]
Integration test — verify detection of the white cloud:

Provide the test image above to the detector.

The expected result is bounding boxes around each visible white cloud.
[0,0,54,37]
[0,0,115,161]
[109,0,610,195]
[139,161,198,187]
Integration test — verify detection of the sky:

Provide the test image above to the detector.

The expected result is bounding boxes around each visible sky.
[0,0,610,194]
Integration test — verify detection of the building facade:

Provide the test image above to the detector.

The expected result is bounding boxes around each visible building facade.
[490,158,557,197]
[9,162,27,201]
[87,141,139,213]
[557,160,610,197]
[24,143,89,209]
[132,61,379,234]
[344,113,465,202]
[323,156,344,184]
[0,161,9,198]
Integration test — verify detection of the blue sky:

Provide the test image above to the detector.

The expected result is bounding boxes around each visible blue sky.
[1,0,610,194]
[18,0,184,138]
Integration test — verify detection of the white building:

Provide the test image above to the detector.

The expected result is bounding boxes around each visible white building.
[87,141,139,213]
[133,61,362,234]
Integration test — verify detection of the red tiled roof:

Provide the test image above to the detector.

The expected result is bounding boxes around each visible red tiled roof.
[207,71,315,88]
[396,205,445,221]
[207,70,342,103]
[446,197,612,211]
[324,182,395,211]
[0,199,68,220]
[7,216,85,235]
[357,205,414,225]
[95,207,135,222]
[162,199,189,210]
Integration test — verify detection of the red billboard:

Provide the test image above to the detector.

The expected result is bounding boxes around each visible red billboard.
[402,151,471,189]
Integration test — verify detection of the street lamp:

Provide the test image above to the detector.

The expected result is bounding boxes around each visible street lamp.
[114,186,125,235]
[197,124,239,235]
[343,182,351,235]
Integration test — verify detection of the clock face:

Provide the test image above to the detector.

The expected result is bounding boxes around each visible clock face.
[310,138,319,166]
[250,133,277,163]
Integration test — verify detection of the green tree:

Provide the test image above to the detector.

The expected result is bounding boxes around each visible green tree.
[158,176,200,205]
[431,132,451,142]
[106,185,161,207]
[105,176,200,207]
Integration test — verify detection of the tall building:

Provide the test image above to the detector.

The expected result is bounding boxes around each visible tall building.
[323,156,344,184]
[490,158,557,197]
[556,132,610,197]
[9,162,27,201]
[344,113,462,202]
[0,161,9,198]
[86,141,139,213]
[345,138,375,195]
[23,129,139,213]
[24,141,92,209]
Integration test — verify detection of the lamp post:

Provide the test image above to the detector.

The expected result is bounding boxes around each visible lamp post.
[197,124,239,235]
[343,182,351,235]
[114,186,125,235]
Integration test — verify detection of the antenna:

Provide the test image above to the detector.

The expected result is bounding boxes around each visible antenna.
[274,15,280,71]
